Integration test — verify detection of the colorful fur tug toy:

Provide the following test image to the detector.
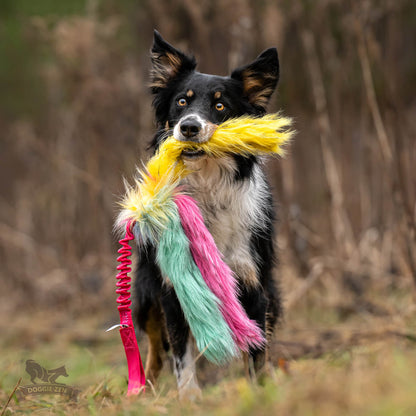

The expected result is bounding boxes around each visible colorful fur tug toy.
[114,113,293,395]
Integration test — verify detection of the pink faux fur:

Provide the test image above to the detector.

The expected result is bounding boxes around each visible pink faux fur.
[175,194,265,351]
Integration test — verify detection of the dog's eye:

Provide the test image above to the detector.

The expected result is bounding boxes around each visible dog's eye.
[215,102,225,111]
[177,98,187,107]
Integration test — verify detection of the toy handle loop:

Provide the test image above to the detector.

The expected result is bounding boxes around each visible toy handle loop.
[116,220,146,395]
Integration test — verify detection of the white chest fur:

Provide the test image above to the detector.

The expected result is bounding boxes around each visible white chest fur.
[182,156,269,286]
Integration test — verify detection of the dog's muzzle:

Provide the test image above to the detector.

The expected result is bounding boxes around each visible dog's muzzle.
[179,117,202,140]
[174,115,216,159]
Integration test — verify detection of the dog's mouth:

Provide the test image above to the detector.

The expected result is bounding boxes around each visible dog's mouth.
[181,148,206,159]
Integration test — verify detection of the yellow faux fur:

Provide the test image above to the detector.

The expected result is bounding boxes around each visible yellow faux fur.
[117,113,293,227]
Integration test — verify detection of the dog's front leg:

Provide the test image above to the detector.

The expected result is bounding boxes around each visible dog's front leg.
[160,287,202,401]
[239,284,269,381]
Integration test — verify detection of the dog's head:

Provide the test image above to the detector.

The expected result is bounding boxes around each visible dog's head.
[149,30,279,160]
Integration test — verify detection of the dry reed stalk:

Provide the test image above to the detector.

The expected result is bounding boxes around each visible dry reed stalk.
[30,137,106,193]
[146,0,177,41]
[0,222,58,264]
[300,28,356,259]
[1,378,21,416]
[285,262,324,311]
[352,7,416,283]
[182,0,216,70]
[353,14,393,164]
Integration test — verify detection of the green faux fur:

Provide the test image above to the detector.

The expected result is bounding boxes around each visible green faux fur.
[156,208,238,364]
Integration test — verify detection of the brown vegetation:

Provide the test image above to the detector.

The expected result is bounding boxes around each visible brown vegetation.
[1,0,414,318]
[0,1,415,412]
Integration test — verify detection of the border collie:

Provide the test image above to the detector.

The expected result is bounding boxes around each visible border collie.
[133,30,282,399]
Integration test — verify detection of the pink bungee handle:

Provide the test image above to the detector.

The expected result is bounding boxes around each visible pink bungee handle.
[116,220,146,395]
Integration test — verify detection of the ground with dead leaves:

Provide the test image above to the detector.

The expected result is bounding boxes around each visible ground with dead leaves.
[2,276,416,416]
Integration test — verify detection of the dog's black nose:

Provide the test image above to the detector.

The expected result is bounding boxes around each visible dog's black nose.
[180,118,201,140]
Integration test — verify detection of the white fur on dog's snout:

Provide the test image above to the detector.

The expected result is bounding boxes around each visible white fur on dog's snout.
[173,114,216,143]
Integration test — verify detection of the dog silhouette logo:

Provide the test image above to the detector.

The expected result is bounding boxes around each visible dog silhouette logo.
[25,360,69,384]
[17,359,79,401]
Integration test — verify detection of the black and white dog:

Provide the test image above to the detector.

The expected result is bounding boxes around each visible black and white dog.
[133,30,282,399]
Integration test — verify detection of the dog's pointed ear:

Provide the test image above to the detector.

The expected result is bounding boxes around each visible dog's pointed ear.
[231,48,279,111]
[150,30,196,92]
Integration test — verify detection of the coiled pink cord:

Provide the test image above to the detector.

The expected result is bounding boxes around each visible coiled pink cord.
[116,220,146,395]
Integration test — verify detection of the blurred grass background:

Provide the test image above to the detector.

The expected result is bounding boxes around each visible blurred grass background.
[1,0,415,414]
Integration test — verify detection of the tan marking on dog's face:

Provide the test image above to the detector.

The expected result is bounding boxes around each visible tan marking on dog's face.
[206,121,218,137]
[186,89,194,98]
[214,91,222,100]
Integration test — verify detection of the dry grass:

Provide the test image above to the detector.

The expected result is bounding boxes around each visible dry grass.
[2,320,416,416]
[2,264,416,415]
